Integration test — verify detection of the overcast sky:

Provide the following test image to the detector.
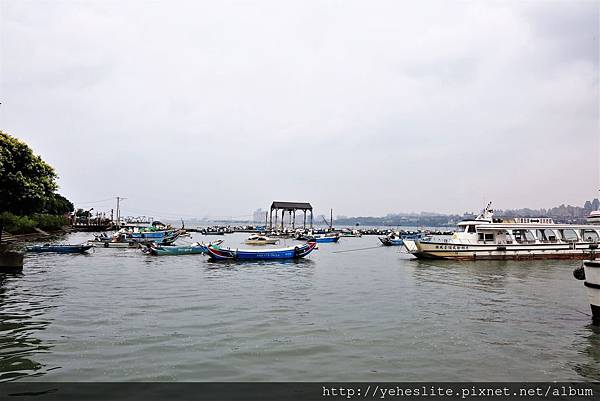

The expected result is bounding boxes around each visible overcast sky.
[1,0,598,219]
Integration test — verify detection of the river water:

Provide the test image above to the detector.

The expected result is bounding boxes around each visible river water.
[1,232,599,382]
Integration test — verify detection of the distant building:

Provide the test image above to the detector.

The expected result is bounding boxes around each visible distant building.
[253,208,267,224]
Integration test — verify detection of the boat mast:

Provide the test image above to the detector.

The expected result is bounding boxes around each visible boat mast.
[330,208,333,230]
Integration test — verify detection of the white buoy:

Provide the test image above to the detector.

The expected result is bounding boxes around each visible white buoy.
[583,260,600,324]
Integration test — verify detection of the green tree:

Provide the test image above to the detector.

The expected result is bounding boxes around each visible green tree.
[0,131,68,215]
[43,193,74,215]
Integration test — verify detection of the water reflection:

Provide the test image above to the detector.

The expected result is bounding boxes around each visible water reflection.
[410,259,508,294]
[0,273,53,382]
[573,324,600,381]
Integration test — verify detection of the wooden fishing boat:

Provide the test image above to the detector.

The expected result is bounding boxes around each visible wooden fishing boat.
[93,241,141,249]
[379,232,423,246]
[206,241,317,261]
[144,240,224,256]
[91,231,180,248]
[25,244,93,254]
[379,236,404,246]
[244,235,279,245]
[312,234,340,243]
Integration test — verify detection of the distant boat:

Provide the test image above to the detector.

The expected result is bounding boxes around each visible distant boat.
[339,229,362,237]
[91,231,180,247]
[379,232,423,246]
[202,230,226,235]
[312,234,340,243]
[25,244,93,254]
[94,241,141,249]
[206,241,317,261]
[379,235,404,246]
[244,235,279,245]
[144,239,224,256]
[588,211,600,224]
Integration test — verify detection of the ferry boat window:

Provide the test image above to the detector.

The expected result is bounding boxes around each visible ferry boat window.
[583,230,599,242]
[562,229,578,242]
[524,231,536,242]
[468,225,476,233]
[543,229,557,242]
[513,231,523,243]
[478,233,494,242]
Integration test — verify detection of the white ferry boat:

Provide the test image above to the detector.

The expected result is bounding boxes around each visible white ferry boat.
[403,202,600,260]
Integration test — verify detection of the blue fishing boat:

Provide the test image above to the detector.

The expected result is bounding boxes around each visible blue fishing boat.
[379,235,404,246]
[206,241,317,261]
[313,234,340,243]
[25,244,93,254]
[143,240,223,256]
[93,230,181,247]
[379,232,423,246]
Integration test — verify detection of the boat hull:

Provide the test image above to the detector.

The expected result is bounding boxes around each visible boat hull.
[149,246,207,256]
[207,242,317,261]
[244,239,279,245]
[26,244,93,254]
[379,237,403,246]
[403,240,599,260]
[315,237,339,243]
[583,260,600,324]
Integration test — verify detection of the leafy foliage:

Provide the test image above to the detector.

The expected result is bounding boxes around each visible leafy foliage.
[0,212,68,234]
[0,131,71,215]
[43,193,74,215]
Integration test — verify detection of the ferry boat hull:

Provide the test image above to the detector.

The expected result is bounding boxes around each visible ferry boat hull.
[402,202,600,261]
[403,239,598,260]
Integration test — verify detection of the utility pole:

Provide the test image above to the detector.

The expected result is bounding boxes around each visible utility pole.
[116,197,126,228]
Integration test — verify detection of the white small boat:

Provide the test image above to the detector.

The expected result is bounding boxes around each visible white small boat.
[588,211,600,224]
[244,234,279,245]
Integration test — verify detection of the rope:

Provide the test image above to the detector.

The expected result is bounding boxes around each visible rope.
[332,245,383,253]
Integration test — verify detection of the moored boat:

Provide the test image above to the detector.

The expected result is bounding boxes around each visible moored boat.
[403,202,600,260]
[574,260,600,325]
[308,234,340,243]
[244,235,279,245]
[379,232,403,246]
[143,239,224,256]
[588,211,600,224]
[206,241,317,261]
[91,230,181,248]
[379,231,423,246]
[25,244,93,254]
[339,229,362,237]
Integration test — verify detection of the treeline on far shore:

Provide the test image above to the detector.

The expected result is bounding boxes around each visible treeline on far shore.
[334,200,599,227]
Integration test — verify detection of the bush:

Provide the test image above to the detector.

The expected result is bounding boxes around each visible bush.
[0,212,68,234]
